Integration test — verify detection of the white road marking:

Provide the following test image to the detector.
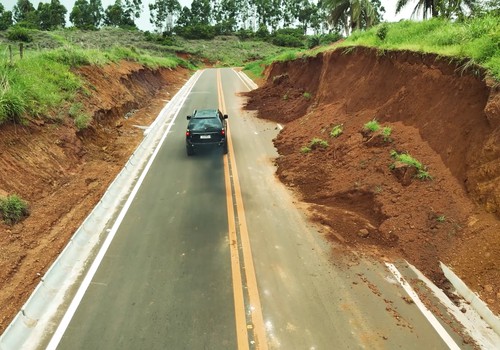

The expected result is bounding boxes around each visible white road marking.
[385,263,461,350]
[46,71,203,350]
[233,69,258,91]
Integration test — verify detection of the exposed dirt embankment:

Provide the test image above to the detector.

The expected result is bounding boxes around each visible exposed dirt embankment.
[245,47,500,314]
[0,61,189,333]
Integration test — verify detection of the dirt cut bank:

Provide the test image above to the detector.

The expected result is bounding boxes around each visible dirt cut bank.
[0,61,190,334]
[245,46,500,315]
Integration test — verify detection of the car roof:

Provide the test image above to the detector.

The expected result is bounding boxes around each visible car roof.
[193,109,219,119]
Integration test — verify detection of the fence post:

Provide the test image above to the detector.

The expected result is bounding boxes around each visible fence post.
[19,43,23,59]
[9,45,12,64]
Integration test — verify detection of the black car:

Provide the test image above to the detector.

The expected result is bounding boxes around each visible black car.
[185,109,228,156]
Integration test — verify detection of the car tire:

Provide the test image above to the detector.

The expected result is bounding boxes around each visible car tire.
[223,143,228,155]
[187,146,194,156]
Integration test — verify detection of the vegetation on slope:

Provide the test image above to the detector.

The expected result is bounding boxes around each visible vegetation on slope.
[0,27,295,127]
[246,13,500,81]
[341,15,500,79]
[0,39,183,126]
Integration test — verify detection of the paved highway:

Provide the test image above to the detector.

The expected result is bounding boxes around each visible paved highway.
[43,68,476,349]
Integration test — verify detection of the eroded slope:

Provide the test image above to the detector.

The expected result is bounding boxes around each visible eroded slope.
[245,47,500,314]
[0,61,189,333]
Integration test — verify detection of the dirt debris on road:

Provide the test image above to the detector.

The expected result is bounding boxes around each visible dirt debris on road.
[0,46,499,339]
[244,47,500,316]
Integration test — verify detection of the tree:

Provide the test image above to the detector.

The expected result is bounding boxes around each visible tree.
[37,0,67,30]
[13,0,37,25]
[149,0,181,33]
[396,0,479,19]
[254,0,275,28]
[395,0,437,18]
[212,0,239,34]
[483,0,500,15]
[104,0,136,28]
[89,0,104,27]
[71,0,103,29]
[0,4,14,30]
[322,0,378,35]
[123,0,143,20]
[175,6,192,28]
[190,0,212,25]
[297,0,320,33]
[436,0,478,19]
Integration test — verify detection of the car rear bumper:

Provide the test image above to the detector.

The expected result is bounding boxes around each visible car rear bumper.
[186,139,226,148]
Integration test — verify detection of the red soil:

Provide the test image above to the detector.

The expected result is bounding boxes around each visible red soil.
[0,46,499,339]
[244,46,500,314]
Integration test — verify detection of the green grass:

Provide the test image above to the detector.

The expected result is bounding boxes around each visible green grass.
[0,28,192,125]
[330,124,343,138]
[0,50,84,124]
[300,137,329,153]
[364,119,381,132]
[0,27,293,126]
[243,49,300,77]
[310,137,329,149]
[436,215,446,223]
[382,126,392,141]
[0,194,29,225]
[339,15,500,79]
[185,36,292,67]
[390,150,432,180]
[300,146,312,153]
[69,102,92,130]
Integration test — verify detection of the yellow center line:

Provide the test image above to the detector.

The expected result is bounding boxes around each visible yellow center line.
[218,69,268,350]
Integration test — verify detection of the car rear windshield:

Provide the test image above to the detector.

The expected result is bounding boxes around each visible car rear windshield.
[189,117,222,132]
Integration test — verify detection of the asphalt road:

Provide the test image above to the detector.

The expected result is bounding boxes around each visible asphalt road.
[47,68,474,349]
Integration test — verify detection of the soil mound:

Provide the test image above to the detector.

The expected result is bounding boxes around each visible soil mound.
[245,47,500,314]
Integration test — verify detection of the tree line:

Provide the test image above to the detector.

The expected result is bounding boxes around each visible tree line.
[0,0,498,37]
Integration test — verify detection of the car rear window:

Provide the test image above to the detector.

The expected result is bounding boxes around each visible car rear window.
[194,110,219,119]
[189,117,222,131]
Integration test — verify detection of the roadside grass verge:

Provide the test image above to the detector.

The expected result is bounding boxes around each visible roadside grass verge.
[243,49,301,78]
[339,15,500,79]
[0,41,185,125]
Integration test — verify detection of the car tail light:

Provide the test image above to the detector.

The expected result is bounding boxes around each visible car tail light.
[221,130,225,136]
[186,130,190,137]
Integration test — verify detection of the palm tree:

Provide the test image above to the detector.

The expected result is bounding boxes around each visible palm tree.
[395,0,436,19]
[396,0,478,20]
[438,0,478,20]
[322,0,377,35]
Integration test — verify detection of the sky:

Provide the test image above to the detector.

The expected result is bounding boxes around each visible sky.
[2,0,416,32]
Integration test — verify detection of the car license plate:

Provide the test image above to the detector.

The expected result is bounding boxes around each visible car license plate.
[200,135,211,139]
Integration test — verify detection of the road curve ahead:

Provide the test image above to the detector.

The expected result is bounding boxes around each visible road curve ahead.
[44,68,479,350]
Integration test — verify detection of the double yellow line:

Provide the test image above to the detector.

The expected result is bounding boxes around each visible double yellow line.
[217,69,268,350]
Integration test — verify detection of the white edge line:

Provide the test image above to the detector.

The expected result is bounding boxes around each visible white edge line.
[233,68,257,91]
[409,262,500,349]
[385,262,461,350]
[46,71,203,350]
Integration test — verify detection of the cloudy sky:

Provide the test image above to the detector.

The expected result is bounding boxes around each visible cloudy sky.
[2,0,415,32]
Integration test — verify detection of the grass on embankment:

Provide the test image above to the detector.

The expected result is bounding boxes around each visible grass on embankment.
[245,15,500,81]
[0,43,184,126]
[0,27,293,126]
[340,15,500,80]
